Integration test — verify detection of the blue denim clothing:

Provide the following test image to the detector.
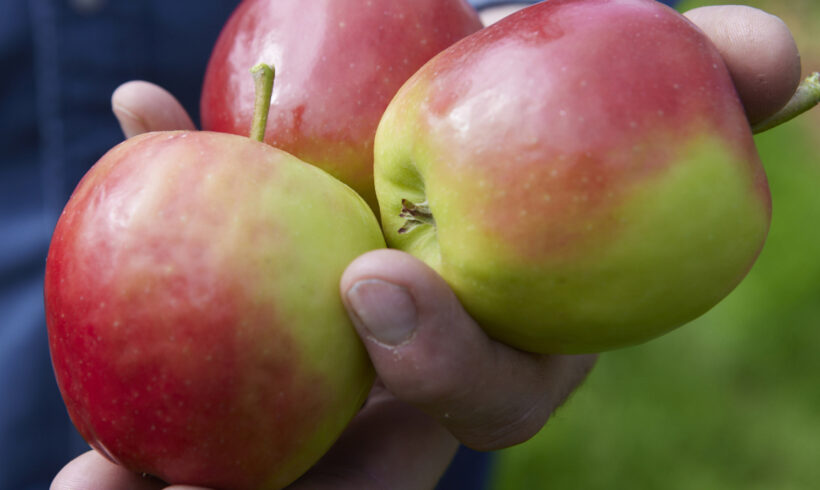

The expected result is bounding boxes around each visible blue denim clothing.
[0,1,674,488]
[2,3,240,489]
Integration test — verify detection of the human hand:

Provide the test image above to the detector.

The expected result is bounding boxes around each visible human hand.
[52,5,803,489]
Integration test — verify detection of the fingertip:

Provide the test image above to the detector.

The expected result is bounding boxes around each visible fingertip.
[112,81,196,138]
[341,250,464,348]
[111,82,149,138]
[51,450,164,490]
[341,250,473,349]
[341,250,486,398]
[684,5,802,124]
[478,4,529,26]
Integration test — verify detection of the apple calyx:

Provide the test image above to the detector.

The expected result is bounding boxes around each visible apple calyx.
[752,72,820,134]
[398,199,435,234]
[250,63,275,142]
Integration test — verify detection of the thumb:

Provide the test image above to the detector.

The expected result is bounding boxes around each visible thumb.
[111,81,196,138]
[341,249,596,451]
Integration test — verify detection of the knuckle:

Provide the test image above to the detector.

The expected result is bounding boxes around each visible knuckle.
[455,400,552,451]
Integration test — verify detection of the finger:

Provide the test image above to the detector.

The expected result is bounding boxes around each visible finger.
[478,4,529,26]
[340,249,597,451]
[684,5,802,125]
[289,383,458,490]
[111,81,196,138]
[51,450,166,490]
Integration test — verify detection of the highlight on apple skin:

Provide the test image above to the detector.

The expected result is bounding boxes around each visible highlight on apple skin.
[45,130,384,489]
[374,0,772,354]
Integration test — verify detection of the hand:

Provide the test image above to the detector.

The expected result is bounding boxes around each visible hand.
[52,5,803,489]
[339,0,803,455]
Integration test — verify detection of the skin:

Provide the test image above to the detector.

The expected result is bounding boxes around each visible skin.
[53,4,802,490]
[684,5,802,125]
[478,3,532,25]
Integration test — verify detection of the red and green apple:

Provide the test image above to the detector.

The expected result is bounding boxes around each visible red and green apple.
[45,66,384,489]
[374,0,772,353]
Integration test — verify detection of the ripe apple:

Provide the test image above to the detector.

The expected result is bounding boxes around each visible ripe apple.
[45,67,384,489]
[200,0,483,210]
[374,0,772,354]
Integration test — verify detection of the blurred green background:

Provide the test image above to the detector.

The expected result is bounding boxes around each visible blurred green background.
[490,1,820,488]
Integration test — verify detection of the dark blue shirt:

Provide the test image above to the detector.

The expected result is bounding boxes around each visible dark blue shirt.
[0,1,675,488]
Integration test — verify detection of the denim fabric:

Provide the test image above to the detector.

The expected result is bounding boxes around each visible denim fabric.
[0,1,675,488]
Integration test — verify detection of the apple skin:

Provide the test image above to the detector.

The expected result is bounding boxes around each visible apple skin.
[44,131,384,489]
[200,0,483,210]
[374,0,772,354]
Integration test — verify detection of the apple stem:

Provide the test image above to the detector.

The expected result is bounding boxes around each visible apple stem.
[752,72,820,134]
[250,63,275,142]
[398,199,435,234]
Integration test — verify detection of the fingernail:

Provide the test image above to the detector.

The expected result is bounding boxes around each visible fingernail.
[346,279,418,346]
[112,103,147,139]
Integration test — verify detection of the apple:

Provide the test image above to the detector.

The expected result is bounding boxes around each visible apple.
[200,0,483,210]
[45,66,384,489]
[373,0,772,354]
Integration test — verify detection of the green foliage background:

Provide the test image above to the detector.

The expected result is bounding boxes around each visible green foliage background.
[490,1,820,488]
